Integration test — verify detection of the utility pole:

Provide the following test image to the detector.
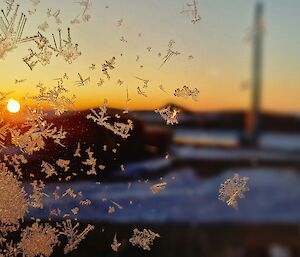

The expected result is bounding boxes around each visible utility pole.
[245,2,264,145]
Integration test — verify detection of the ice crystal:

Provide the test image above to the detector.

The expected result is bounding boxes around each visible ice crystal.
[87,99,134,138]
[101,57,116,80]
[0,4,40,59]
[14,78,26,84]
[160,40,180,67]
[155,106,179,125]
[134,76,149,88]
[74,142,81,157]
[60,219,94,254]
[41,161,57,178]
[218,173,249,209]
[150,182,167,194]
[108,206,115,214]
[72,0,92,24]
[56,159,70,172]
[29,180,48,209]
[0,121,9,148]
[111,233,121,252]
[120,36,127,43]
[80,199,91,205]
[4,154,28,178]
[0,163,28,225]
[49,28,81,64]
[38,21,49,32]
[62,188,77,199]
[181,0,201,24]
[137,86,147,97]
[46,9,61,25]
[117,19,124,27]
[158,84,167,93]
[82,148,97,175]
[129,228,160,251]
[74,73,90,87]
[10,122,66,154]
[89,63,95,70]
[110,200,123,210]
[174,85,199,101]
[19,222,59,257]
[97,78,104,87]
[32,83,75,116]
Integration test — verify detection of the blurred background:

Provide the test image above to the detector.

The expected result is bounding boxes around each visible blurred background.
[1,0,300,256]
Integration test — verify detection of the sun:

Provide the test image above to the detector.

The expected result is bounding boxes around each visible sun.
[7,99,21,113]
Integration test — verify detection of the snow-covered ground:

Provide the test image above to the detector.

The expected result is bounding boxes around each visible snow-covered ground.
[27,167,300,224]
[174,129,300,151]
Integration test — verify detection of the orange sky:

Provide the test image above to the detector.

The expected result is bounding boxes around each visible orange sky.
[0,0,299,114]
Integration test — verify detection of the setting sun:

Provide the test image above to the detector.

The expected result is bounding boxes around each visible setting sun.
[7,98,21,113]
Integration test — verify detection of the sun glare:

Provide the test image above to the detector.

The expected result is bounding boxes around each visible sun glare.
[7,99,21,113]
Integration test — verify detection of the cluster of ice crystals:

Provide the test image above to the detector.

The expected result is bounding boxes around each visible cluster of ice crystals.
[19,222,59,257]
[0,163,28,225]
[129,228,160,251]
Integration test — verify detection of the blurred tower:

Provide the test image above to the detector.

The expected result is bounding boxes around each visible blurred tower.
[245,2,264,145]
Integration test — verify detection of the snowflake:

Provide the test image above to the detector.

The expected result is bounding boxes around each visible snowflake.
[155,106,179,125]
[0,163,28,225]
[218,173,249,209]
[129,228,160,251]
[19,222,59,257]
[60,219,94,254]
